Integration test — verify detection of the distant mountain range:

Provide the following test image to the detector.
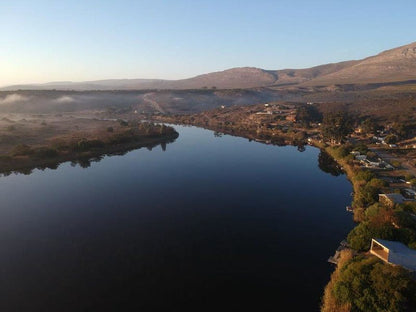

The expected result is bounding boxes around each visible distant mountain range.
[2,41,416,91]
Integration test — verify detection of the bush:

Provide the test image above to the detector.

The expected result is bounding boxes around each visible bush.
[366,151,377,159]
[332,256,416,312]
[347,222,397,251]
[391,160,402,168]
[331,145,352,159]
[405,174,415,181]
[353,143,368,155]
[368,178,388,188]
[354,184,379,207]
[354,170,375,183]
[384,134,398,144]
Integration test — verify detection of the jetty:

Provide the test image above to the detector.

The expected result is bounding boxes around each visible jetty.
[328,240,349,264]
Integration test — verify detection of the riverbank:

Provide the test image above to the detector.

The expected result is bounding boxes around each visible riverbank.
[315,142,416,312]
[0,114,178,175]
[150,102,320,147]
[150,108,416,311]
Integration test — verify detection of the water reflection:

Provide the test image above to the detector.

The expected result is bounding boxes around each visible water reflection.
[297,145,306,152]
[0,137,177,176]
[0,125,353,312]
[318,150,344,176]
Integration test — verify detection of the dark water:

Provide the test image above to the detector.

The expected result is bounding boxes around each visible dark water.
[0,125,354,312]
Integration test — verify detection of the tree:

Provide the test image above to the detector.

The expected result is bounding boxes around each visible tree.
[321,112,353,144]
[384,134,398,144]
[296,104,322,126]
[332,256,416,312]
[391,123,409,139]
[360,118,377,135]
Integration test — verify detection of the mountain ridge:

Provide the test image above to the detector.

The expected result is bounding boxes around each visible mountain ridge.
[2,41,415,91]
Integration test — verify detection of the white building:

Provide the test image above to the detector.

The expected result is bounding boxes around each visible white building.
[370,239,416,271]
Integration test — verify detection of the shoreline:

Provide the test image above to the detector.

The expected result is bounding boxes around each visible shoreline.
[0,132,179,176]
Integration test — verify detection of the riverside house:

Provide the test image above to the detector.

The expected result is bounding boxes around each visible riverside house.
[370,239,416,272]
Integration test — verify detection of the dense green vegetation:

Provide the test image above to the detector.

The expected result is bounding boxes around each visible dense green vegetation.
[295,104,322,127]
[323,252,416,312]
[322,138,416,312]
[348,201,416,251]
[321,112,354,143]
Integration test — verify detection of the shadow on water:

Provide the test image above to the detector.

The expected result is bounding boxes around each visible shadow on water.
[318,150,344,176]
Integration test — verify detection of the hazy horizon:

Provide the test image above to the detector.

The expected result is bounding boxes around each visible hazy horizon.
[1,0,415,87]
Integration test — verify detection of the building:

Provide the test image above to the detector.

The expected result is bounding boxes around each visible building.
[370,238,416,271]
[355,155,367,161]
[285,114,297,122]
[378,193,406,207]
[402,188,416,199]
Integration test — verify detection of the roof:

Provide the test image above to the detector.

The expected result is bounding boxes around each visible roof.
[379,193,406,204]
[374,239,413,254]
[404,188,416,195]
[372,238,416,271]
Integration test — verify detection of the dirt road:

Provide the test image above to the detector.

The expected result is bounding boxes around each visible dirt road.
[143,93,166,114]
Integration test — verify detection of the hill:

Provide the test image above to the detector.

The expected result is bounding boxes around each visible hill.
[302,41,416,86]
[1,41,415,91]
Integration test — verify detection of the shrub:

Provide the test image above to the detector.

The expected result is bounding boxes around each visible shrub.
[354,170,375,183]
[366,151,377,159]
[332,256,416,312]
[353,143,368,155]
[368,178,388,188]
[347,222,397,251]
[384,134,398,144]
[405,174,415,181]
[391,160,402,168]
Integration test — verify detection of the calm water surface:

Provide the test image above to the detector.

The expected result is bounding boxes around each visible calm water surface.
[0,125,354,311]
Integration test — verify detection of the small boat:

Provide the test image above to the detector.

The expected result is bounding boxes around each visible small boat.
[346,206,353,212]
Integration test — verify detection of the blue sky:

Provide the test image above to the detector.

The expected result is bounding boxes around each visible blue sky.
[0,0,415,86]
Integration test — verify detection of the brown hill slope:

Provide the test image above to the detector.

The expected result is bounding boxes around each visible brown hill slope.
[302,41,416,86]
[2,41,415,90]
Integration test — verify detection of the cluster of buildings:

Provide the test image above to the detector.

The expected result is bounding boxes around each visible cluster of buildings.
[378,192,416,207]
[346,149,416,273]
[350,150,394,169]
[253,103,297,122]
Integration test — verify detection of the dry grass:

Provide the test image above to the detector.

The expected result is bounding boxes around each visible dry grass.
[0,112,124,155]
[320,250,354,312]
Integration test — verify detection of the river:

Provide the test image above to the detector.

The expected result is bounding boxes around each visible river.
[0,125,354,311]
